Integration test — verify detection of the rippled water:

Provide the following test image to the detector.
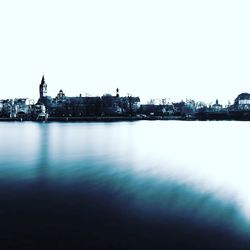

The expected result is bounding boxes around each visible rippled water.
[0,121,250,249]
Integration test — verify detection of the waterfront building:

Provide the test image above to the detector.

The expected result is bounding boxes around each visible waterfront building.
[33,104,48,120]
[128,96,141,113]
[0,99,12,117]
[210,99,223,112]
[37,76,140,117]
[101,93,140,116]
[140,104,157,116]
[141,103,176,116]
[181,100,196,115]
[51,94,102,117]
[40,75,47,99]
[233,93,250,110]
[37,76,101,116]
[0,100,3,114]
[0,98,33,118]
[13,98,32,117]
[173,101,186,116]
[101,94,123,115]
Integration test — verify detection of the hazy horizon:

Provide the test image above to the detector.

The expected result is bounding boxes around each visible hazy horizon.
[1,0,250,105]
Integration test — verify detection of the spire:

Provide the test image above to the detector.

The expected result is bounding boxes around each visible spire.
[41,75,45,85]
[39,75,47,98]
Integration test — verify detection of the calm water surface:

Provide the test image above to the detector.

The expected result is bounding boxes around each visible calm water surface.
[0,121,250,249]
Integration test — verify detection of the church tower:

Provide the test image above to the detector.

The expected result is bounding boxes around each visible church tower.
[39,75,47,99]
[116,88,119,97]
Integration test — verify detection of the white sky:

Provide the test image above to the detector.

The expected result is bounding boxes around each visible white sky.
[0,0,250,104]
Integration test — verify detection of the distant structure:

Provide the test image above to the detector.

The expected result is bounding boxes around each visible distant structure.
[36,75,140,117]
[5,75,250,121]
[116,88,119,98]
[39,75,47,99]
[211,99,222,112]
[0,98,34,119]
[233,93,250,110]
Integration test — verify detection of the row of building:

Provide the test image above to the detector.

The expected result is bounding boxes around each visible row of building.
[1,76,250,119]
[0,76,141,119]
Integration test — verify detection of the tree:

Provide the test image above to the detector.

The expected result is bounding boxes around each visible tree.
[147,99,155,105]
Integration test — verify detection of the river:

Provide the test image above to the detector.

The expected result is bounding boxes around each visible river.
[0,121,249,249]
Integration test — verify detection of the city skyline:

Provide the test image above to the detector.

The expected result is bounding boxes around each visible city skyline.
[0,74,246,106]
[1,1,250,104]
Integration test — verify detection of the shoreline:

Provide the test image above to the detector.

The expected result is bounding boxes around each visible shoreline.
[0,115,250,122]
[0,116,186,122]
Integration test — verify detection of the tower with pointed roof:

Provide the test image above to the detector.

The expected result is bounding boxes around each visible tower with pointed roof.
[39,75,47,99]
[116,88,119,97]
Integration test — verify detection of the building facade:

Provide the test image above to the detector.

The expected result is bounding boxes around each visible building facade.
[36,76,140,117]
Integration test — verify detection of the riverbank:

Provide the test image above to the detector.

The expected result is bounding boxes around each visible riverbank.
[0,116,186,122]
[2,113,250,121]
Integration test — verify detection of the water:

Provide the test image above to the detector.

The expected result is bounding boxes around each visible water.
[0,121,250,249]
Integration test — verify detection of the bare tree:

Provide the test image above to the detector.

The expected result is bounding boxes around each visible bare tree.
[147,99,155,105]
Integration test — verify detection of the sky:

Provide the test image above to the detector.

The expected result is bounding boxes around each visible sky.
[0,0,250,104]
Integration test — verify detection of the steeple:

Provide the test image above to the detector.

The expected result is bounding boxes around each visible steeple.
[116,88,119,98]
[39,75,47,99]
[41,75,45,85]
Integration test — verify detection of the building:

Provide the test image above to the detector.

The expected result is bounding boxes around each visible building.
[233,93,250,110]
[40,75,47,99]
[36,76,140,117]
[210,99,223,112]
[0,99,13,117]
[0,98,33,118]
[101,90,140,116]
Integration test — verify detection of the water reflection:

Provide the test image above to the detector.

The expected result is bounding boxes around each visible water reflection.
[0,121,250,249]
[36,123,49,188]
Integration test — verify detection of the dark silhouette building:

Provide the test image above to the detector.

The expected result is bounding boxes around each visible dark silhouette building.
[233,93,250,110]
[39,75,47,99]
[36,76,140,117]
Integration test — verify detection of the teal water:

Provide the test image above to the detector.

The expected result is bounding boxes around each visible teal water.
[0,121,249,249]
